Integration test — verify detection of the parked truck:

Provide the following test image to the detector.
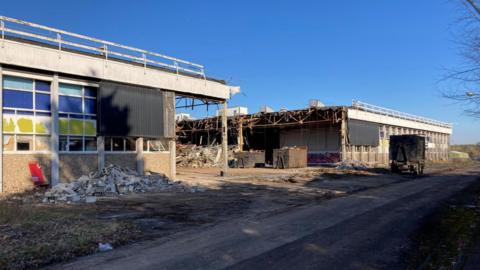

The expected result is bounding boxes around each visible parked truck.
[389,135,426,175]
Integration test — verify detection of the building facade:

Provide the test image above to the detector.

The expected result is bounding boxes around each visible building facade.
[0,16,235,193]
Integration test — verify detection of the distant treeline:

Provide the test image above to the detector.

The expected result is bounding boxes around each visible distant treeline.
[450,144,480,158]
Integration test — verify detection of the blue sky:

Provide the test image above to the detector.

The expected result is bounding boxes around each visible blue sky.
[2,0,479,144]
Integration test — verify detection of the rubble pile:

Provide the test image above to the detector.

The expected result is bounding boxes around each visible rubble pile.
[44,165,204,203]
[335,160,370,170]
[176,144,234,168]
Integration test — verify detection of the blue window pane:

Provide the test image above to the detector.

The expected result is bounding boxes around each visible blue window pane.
[59,113,68,118]
[35,80,51,92]
[17,111,34,115]
[3,109,15,115]
[3,76,33,90]
[59,83,82,96]
[36,112,51,117]
[35,93,51,111]
[84,86,97,97]
[84,99,96,114]
[70,114,84,119]
[3,89,33,109]
[59,96,82,113]
[85,115,97,120]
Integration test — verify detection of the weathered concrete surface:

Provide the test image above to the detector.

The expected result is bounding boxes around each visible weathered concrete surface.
[47,166,480,270]
[0,39,234,100]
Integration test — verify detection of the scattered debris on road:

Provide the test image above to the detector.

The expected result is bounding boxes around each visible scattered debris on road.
[43,165,205,203]
[336,160,370,170]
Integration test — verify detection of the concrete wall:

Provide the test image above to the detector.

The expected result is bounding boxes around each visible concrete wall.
[105,153,137,170]
[59,154,98,182]
[2,154,51,193]
[0,39,233,100]
[144,152,172,178]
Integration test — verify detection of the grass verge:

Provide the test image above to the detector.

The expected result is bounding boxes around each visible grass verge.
[406,177,480,269]
[0,199,140,270]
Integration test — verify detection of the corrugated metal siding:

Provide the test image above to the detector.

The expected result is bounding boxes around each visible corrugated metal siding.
[347,119,379,146]
[99,81,172,138]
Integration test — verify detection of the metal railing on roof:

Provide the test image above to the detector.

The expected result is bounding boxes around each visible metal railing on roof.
[0,16,205,77]
[351,100,452,128]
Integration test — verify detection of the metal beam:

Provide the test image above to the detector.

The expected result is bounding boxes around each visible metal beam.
[220,101,228,176]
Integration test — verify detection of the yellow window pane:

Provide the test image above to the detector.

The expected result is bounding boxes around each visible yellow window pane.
[3,116,15,133]
[34,116,51,134]
[69,119,83,135]
[17,117,34,133]
[84,120,96,136]
[59,118,69,135]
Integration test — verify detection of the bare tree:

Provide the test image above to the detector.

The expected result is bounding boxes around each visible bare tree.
[443,0,480,116]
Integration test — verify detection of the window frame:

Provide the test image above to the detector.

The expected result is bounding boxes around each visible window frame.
[2,75,52,153]
[58,82,98,153]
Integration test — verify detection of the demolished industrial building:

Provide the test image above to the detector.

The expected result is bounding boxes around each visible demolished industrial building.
[177,100,452,166]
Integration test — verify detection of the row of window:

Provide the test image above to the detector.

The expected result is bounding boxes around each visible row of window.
[2,135,169,152]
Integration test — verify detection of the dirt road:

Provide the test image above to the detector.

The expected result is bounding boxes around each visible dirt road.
[48,165,480,270]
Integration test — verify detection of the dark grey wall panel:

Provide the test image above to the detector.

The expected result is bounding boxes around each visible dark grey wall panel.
[347,119,379,146]
[99,81,171,138]
[163,90,175,138]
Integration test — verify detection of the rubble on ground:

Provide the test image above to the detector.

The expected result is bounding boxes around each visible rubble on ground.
[335,160,370,170]
[176,144,235,168]
[43,165,205,203]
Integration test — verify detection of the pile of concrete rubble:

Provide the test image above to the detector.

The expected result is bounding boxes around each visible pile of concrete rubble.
[177,144,234,168]
[43,165,205,203]
[335,160,370,170]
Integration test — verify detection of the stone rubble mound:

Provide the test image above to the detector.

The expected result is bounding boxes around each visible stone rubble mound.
[44,164,205,203]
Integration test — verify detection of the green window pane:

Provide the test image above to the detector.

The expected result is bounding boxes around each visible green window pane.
[59,119,69,135]
[69,119,83,135]
[17,117,33,133]
[59,83,82,96]
[3,116,15,133]
[84,120,96,136]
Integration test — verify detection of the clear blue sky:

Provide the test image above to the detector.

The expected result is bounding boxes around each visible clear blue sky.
[2,0,479,144]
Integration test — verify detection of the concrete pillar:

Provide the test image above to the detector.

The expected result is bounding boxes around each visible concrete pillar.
[0,65,3,193]
[136,137,144,175]
[97,136,105,171]
[50,73,59,186]
[221,101,228,176]
[237,118,244,152]
[341,114,347,162]
[169,140,176,180]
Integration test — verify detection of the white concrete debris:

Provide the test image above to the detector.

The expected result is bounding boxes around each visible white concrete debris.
[335,160,370,170]
[98,243,113,252]
[176,144,235,168]
[43,165,205,203]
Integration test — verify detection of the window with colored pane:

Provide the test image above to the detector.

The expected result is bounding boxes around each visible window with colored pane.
[3,90,33,109]
[3,76,33,90]
[59,96,82,113]
[84,99,96,114]
[69,137,83,151]
[59,83,82,96]
[35,80,51,92]
[84,137,97,151]
[35,93,51,111]
[84,86,97,98]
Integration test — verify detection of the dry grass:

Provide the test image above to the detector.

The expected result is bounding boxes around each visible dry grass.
[0,200,140,270]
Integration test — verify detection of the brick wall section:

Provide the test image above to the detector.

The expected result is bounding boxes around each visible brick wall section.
[59,154,98,182]
[144,152,171,178]
[105,153,137,171]
[3,154,51,193]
